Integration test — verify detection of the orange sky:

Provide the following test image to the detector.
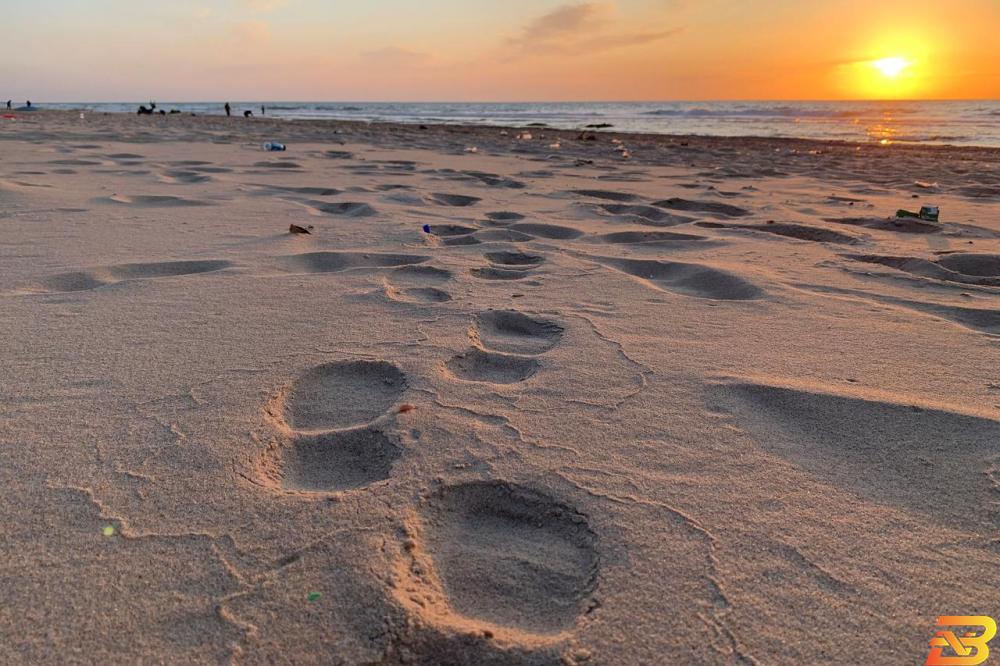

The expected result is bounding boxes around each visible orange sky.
[4,0,999,101]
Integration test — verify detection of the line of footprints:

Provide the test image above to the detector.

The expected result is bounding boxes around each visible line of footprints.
[255,309,600,642]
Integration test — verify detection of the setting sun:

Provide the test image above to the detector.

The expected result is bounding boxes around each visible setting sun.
[872,56,912,78]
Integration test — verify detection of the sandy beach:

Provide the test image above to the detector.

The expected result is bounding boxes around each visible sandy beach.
[1,109,998,664]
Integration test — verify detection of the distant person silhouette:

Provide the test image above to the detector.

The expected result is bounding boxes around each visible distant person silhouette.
[224,102,231,117]
[261,105,265,116]
[26,100,31,108]
[244,110,253,118]
[6,100,10,110]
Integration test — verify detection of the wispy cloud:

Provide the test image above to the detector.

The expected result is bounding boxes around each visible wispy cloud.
[506,2,681,56]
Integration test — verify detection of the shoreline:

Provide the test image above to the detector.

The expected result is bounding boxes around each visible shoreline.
[7,108,1000,156]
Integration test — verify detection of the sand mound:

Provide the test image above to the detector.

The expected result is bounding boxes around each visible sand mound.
[825,216,940,234]
[935,253,1000,277]
[709,382,1000,530]
[847,254,1000,287]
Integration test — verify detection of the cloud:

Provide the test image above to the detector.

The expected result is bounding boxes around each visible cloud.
[506,2,680,56]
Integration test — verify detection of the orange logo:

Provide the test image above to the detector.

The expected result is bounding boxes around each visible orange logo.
[926,616,997,666]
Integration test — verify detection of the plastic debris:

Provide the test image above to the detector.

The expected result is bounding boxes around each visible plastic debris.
[307,592,322,602]
[464,146,478,153]
[517,132,532,140]
[548,142,561,149]
[422,224,431,233]
[102,525,115,537]
[896,205,939,222]
[262,142,287,152]
[289,224,312,235]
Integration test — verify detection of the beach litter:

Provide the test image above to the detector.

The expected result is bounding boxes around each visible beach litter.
[262,142,287,152]
[307,592,322,602]
[102,525,115,537]
[896,205,939,222]
[289,224,312,235]
[517,132,533,140]
[422,224,431,233]
[464,146,478,153]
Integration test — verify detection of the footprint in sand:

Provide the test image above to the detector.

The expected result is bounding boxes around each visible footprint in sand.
[274,251,429,274]
[569,188,639,202]
[444,348,540,384]
[258,360,409,493]
[484,251,544,269]
[472,310,563,355]
[697,221,860,245]
[397,481,599,634]
[474,229,534,243]
[270,429,401,492]
[34,260,233,293]
[483,211,526,226]
[508,222,584,240]
[470,267,532,281]
[589,255,764,301]
[595,204,693,227]
[427,193,481,207]
[654,197,750,218]
[301,200,377,217]
[101,194,212,207]
[593,230,715,248]
[282,360,407,432]
[708,381,1000,531]
[384,265,454,304]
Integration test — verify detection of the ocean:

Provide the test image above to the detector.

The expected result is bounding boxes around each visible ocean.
[39,100,1000,147]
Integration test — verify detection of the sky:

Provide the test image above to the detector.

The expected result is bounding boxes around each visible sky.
[3,0,999,102]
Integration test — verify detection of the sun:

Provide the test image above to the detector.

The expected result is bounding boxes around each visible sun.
[871,56,911,78]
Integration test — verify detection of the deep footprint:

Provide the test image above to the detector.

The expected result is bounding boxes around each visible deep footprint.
[418,481,599,633]
[272,428,400,492]
[474,311,563,355]
[445,349,539,383]
[282,360,406,431]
